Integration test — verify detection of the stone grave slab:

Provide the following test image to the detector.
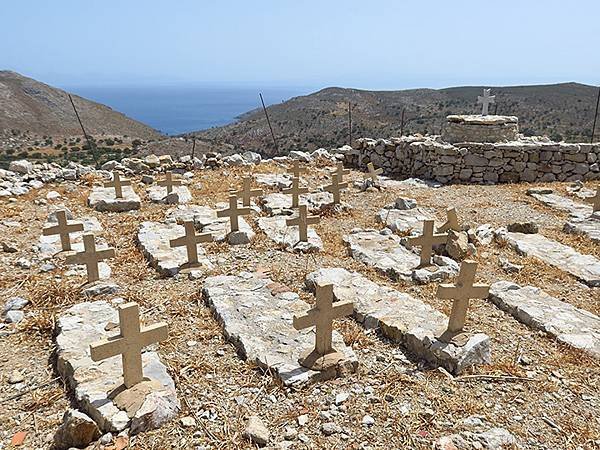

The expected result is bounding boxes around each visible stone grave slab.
[564,214,600,243]
[137,221,213,277]
[39,216,102,257]
[55,301,179,434]
[306,268,491,374]
[254,173,292,189]
[147,185,192,204]
[88,186,141,212]
[489,281,600,358]
[259,192,334,216]
[377,206,435,235]
[258,216,322,252]
[202,273,358,387]
[502,232,600,287]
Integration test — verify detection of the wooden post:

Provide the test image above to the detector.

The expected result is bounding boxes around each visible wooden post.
[68,94,96,165]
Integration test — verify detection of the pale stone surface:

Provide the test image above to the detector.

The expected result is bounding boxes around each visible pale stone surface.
[202,273,358,387]
[443,115,519,143]
[489,281,600,358]
[502,232,600,287]
[147,185,192,204]
[53,409,100,450]
[258,216,322,252]
[55,301,179,433]
[376,206,434,235]
[38,216,102,257]
[254,173,292,189]
[259,192,334,216]
[564,214,600,243]
[137,221,213,276]
[88,186,141,212]
[306,268,491,374]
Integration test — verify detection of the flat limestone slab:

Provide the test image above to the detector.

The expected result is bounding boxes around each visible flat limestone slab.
[259,192,334,216]
[147,186,192,204]
[306,268,491,374]
[254,173,292,189]
[503,232,600,287]
[38,216,102,257]
[489,281,600,358]
[258,216,322,252]
[202,273,358,387]
[377,206,434,235]
[137,221,213,276]
[564,214,600,243]
[55,301,179,434]
[88,186,141,212]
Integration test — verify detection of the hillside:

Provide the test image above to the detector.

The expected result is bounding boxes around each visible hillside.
[0,71,161,139]
[191,83,600,155]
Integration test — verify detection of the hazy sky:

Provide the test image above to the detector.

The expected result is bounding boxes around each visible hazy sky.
[2,0,599,90]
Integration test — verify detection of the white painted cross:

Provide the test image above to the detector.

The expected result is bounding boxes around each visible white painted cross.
[283,176,308,208]
[65,233,116,283]
[407,220,448,267]
[104,172,131,199]
[365,162,383,182]
[477,89,495,116]
[169,221,213,267]
[437,260,489,333]
[158,171,182,194]
[288,160,307,179]
[584,186,600,213]
[42,210,83,252]
[324,173,348,205]
[90,302,168,388]
[437,208,460,233]
[217,195,251,232]
[286,204,320,242]
[233,177,263,207]
[334,162,350,184]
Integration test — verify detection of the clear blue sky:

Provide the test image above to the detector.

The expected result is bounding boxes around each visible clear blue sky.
[1,0,599,90]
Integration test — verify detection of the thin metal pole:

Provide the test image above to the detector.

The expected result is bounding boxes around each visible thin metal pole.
[259,93,278,152]
[68,94,94,153]
[400,108,406,136]
[591,86,600,144]
[348,101,352,146]
[191,138,196,161]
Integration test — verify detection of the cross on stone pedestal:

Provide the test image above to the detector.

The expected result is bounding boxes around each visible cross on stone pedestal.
[293,283,353,370]
[42,210,83,251]
[365,162,383,182]
[437,260,489,334]
[232,177,263,207]
[585,187,600,213]
[407,220,448,267]
[283,177,308,208]
[158,171,182,194]
[477,89,495,116]
[286,204,320,242]
[437,208,460,233]
[217,195,251,232]
[288,160,307,179]
[104,172,131,199]
[334,162,350,184]
[324,173,348,205]
[65,234,115,283]
[169,221,213,267]
[90,302,168,388]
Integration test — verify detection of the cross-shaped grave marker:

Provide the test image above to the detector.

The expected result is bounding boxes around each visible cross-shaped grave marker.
[232,177,263,207]
[90,302,168,388]
[286,204,320,242]
[407,220,448,267]
[437,207,460,233]
[217,195,251,232]
[42,210,83,252]
[333,162,350,184]
[477,89,495,116]
[169,221,213,268]
[65,233,115,283]
[293,283,353,370]
[288,160,307,179]
[324,173,348,205]
[283,177,308,208]
[584,186,600,213]
[104,172,131,199]
[437,260,489,334]
[365,162,383,182]
[158,171,182,194]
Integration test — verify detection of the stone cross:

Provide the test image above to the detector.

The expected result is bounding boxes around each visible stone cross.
[437,260,489,333]
[90,302,168,388]
[286,204,320,242]
[42,210,83,252]
[288,160,307,179]
[104,172,131,199]
[437,208,460,233]
[217,195,251,232]
[283,177,308,208]
[334,162,350,184]
[477,89,495,116]
[169,221,213,267]
[158,171,182,194]
[365,162,383,182]
[585,187,600,213]
[293,283,353,369]
[233,177,263,207]
[407,220,448,267]
[324,173,348,204]
[65,233,115,283]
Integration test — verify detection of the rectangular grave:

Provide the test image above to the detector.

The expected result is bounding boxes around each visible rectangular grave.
[88,186,141,212]
[257,216,322,252]
[376,206,434,235]
[39,216,102,257]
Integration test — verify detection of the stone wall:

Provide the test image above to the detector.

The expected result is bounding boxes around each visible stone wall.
[343,136,600,184]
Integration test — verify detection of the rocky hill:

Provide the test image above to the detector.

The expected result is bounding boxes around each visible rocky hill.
[191,82,600,155]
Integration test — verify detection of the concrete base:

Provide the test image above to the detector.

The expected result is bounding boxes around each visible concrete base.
[88,186,141,212]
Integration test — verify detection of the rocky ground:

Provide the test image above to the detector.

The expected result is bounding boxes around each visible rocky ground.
[0,156,598,450]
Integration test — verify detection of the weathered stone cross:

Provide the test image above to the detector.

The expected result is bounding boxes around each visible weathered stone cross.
[477,89,495,116]
[233,177,263,207]
[65,233,116,283]
[293,283,353,370]
[158,171,182,194]
[288,160,307,179]
[334,162,350,183]
[437,260,489,333]
[584,186,600,213]
[169,221,213,267]
[283,177,308,208]
[407,220,448,267]
[437,208,460,233]
[324,173,348,204]
[365,162,383,182]
[217,195,251,232]
[286,204,320,242]
[42,210,83,252]
[104,172,131,199]
[90,302,168,388]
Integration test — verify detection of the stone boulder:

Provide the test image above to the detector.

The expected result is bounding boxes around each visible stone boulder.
[53,409,100,449]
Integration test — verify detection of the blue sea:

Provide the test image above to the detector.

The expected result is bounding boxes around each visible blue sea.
[64,85,315,135]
